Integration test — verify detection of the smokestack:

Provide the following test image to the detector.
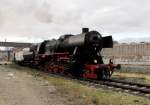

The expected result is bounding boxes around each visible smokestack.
[82,28,89,33]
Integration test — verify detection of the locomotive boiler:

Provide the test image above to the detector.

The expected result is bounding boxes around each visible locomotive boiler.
[15,28,120,79]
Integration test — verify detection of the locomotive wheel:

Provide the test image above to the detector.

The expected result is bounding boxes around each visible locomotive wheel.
[53,66,58,73]
[44,63,49,72]
[97,70,103,80]
[104,70,111,79]
[97,70,110,79]
[60,66,64,73]
[43,62,53,72]
[83,73,87,79]
[64,63,72,75]
[47,65,52,72]
[38,65,44,71]
[58,65,64,74]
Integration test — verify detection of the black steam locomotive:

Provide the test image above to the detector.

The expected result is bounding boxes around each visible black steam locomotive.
[15,28,120,79]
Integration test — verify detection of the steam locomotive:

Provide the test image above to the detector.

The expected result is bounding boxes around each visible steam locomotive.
[14,28,120,79]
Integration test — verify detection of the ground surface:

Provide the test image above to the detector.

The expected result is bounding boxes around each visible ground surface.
[0,65,74,105]
[0,64,150,105]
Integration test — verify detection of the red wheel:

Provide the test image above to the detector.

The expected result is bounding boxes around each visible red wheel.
[53,66,58,73]
[59,66,64,74]
[83,73,87,78]
[47,66,52,72]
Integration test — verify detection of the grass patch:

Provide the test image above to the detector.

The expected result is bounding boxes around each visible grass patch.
[112,73,150,85]
[45,75,150,105]
[113,65,150,85]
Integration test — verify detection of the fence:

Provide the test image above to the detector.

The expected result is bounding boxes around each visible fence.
[101,43,150,65]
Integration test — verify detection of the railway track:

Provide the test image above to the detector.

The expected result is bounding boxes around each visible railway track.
[46,72,150,100]
[85,79,150,99]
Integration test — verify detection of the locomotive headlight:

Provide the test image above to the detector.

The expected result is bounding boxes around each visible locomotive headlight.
[94,60,97,64]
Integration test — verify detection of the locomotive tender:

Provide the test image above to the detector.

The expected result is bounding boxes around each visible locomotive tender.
[15,28,120,79]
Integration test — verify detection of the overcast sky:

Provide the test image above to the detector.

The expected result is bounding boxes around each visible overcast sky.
[0,0,150,43]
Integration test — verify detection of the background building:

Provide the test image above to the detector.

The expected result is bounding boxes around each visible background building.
[102,42,150,65]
